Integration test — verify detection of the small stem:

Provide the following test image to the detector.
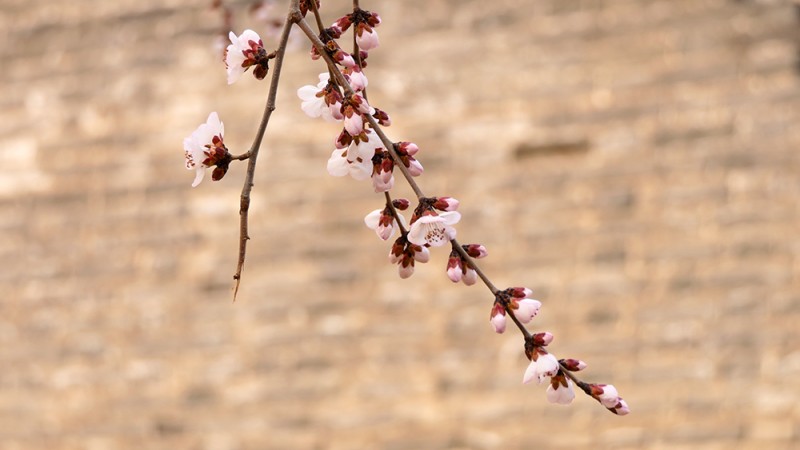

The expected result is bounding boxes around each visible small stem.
[383,191,407,235]
[451,239,498,295]
[231,152,250,161]
[309,0,325,34]
[233,2,298,301]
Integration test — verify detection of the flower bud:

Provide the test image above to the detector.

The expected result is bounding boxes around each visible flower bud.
[464,244,488,258]
[531,331,553,346]
[433,196,459,211]
[560,358,587,372]
[392,198,409,210]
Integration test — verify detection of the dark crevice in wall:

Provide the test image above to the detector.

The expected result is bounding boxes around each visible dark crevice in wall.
[513,140,590,160]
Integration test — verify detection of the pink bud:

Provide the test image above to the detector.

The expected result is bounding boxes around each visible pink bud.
[532,331,553,346]
[612,398,630,415]
[413,245,429,263]
[560,358,587,371]
[489,303,506,334]
[446,255,463,283]
[510,287,534,299]
[398,263,414,279]
[392,198,409,210]
[335,129,352,149]
[465,244,488,258]
[372,108,391,126]
[406,158,423,177]
[334,50,356,68]
[597,384,620,408]
[396,141,418,156]
[356,24,379,51]
[333,15,352,33]
[368,11,381,26]
[513,299,542,324]
[462,268,478,286]
[433,197,459,211]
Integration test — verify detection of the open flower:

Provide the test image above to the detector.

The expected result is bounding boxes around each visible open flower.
[523,352,559,385]
[327,129,384,180]
[407,211,461,247]
[297,73,343,122]
[183,112,231,187]
[225,29,271,84]
[327,149,371,180]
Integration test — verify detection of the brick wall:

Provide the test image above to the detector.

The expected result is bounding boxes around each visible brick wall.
[1,0,799,448]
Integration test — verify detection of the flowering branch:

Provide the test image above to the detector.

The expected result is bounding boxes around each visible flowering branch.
[183,0,628,415]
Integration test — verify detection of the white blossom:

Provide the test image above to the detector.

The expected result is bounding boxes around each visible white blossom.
[407,211,461,247]
[183,112,224,187]
[225,29,263,84]
[522,353,559,385]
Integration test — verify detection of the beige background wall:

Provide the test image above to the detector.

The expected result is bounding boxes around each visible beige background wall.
[1,0,799,448]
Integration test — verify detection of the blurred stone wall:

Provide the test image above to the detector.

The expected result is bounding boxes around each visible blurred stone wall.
[1,0,799,448]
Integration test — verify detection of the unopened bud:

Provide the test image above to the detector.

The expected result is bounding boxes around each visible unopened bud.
[560,358,587,372]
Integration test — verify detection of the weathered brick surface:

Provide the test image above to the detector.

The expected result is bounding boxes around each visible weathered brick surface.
[1,0,799,448]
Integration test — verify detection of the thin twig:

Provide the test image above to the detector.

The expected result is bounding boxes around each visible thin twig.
[233,1,299,301]
[309,0,325,33]
[383,191,407,235]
